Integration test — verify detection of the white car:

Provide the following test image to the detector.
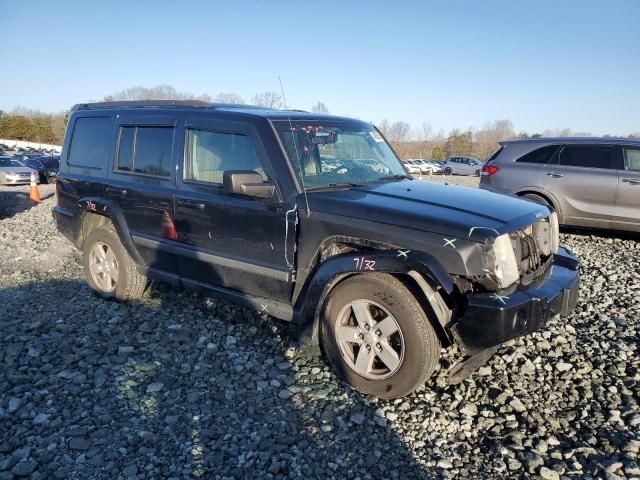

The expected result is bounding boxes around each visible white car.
[407,159,442,175]
[442,156,484,176]
[401,160,422,175]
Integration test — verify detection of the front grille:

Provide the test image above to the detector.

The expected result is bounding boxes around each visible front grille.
[511,226,543,276]
[517,233,541,273]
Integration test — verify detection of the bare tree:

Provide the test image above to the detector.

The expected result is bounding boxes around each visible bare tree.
[473,119,515,160]
[542,127,591,138]
[376,119,391,138]
[375,120,413,157]
[386,121,412,144]
[419,122,433,142]
[251,91,285,109]
[311,102,329,114]
[214,92,245,104]
[104,85,211,102]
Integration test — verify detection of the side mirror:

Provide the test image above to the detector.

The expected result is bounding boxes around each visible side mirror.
[223,170,275,199]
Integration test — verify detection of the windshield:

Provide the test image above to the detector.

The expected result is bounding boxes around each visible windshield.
[0,158,25,168]
[273,119,406,189]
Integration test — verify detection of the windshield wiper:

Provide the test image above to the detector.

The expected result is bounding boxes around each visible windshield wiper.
[377,174,412,181]
[305,182,362,191]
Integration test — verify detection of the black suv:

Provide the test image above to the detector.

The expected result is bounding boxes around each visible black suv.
[54,101,580,398]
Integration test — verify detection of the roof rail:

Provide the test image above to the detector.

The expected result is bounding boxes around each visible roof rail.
[71,100,212,111]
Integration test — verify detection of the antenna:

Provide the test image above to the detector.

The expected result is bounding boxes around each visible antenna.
[279,76,311,217]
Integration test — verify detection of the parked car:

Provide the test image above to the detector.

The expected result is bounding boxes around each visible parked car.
[23,155,60,183]
[480,137,640,233]
[54,100,580,399]
[0,156,39,185]
[415,159,443,174]
[428,160,444,172]
[404,159,435,175]
[401,159,422,175]
[442,156,484,176]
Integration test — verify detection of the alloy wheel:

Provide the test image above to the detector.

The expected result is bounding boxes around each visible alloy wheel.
[88,241,119,292]
[334,300,405,380]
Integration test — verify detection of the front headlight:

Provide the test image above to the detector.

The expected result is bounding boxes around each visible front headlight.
[489,233,520,289]
[549,212,559,254]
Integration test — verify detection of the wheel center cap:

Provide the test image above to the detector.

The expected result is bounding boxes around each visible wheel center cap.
[364,332,376,345]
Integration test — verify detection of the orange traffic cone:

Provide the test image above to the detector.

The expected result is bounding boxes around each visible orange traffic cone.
[29,171,41,203]
[162,210,178,240]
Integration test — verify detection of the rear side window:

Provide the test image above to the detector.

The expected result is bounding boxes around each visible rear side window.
[516,145,559,164]
[623,147,640,171]
[116,126,173,177]
[486,147,503,163]
[184,129,267,184]
[68,117,113,169]
[556,145,614,169]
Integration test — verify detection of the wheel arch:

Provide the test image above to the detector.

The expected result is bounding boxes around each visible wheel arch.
[515,189,562,218]
[293,249,455,354]
[77,197,144,265]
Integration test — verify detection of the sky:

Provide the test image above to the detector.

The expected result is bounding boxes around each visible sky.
[1,0,639,136]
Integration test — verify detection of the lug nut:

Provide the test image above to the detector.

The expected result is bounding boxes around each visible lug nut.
[366,345,371,351]
[375,329,381,336]
[358,333,364,340]
[376,343,381,350]
[364,324,370,331]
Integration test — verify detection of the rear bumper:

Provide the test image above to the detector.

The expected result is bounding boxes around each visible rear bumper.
[451,247,580,355]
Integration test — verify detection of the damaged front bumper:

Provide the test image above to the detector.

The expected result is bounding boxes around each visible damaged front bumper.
[451,247,580,356]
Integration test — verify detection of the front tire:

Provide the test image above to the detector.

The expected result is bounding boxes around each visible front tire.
[320,273,441,399]
[83,225,146,301]
[444,167,452,176]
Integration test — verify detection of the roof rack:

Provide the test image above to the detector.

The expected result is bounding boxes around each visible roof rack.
[71,100,212,111]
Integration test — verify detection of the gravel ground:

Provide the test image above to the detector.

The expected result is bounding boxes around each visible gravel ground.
[418,174,481,189]
[0,181,638,480]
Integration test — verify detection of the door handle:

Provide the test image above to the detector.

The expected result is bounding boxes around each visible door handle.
[546,172,564,178]
[106,187,128,196]
[622,178,640,185]
[177,199,206,210]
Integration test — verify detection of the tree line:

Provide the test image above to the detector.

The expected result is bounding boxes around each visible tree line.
[0,107,68,145]
[2,85,637,159]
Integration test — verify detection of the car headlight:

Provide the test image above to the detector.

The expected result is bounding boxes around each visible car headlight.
[488,233,520,289]
[549,212,559,254]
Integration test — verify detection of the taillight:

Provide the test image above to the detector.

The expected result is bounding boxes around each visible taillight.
[482,165,499,176]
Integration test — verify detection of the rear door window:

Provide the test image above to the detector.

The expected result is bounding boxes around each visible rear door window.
[623,147,640,171]
[516,145,560,164]
[68,117,114,169]
[116,126,174,177]
[555,145,614,169]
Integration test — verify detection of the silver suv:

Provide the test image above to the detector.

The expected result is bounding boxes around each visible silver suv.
[480,137,640,232]
[442,156,483,176]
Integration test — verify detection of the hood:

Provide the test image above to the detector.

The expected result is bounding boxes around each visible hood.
[306,180,550,241]
[0,167,36,174]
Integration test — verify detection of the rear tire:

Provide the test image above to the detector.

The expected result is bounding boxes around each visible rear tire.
[320,273,440,399]
[475,169,481,177]
[83,225,146,301]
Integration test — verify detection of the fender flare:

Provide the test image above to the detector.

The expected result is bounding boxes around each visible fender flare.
[77,197,144,265]
[293,250,455,351]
